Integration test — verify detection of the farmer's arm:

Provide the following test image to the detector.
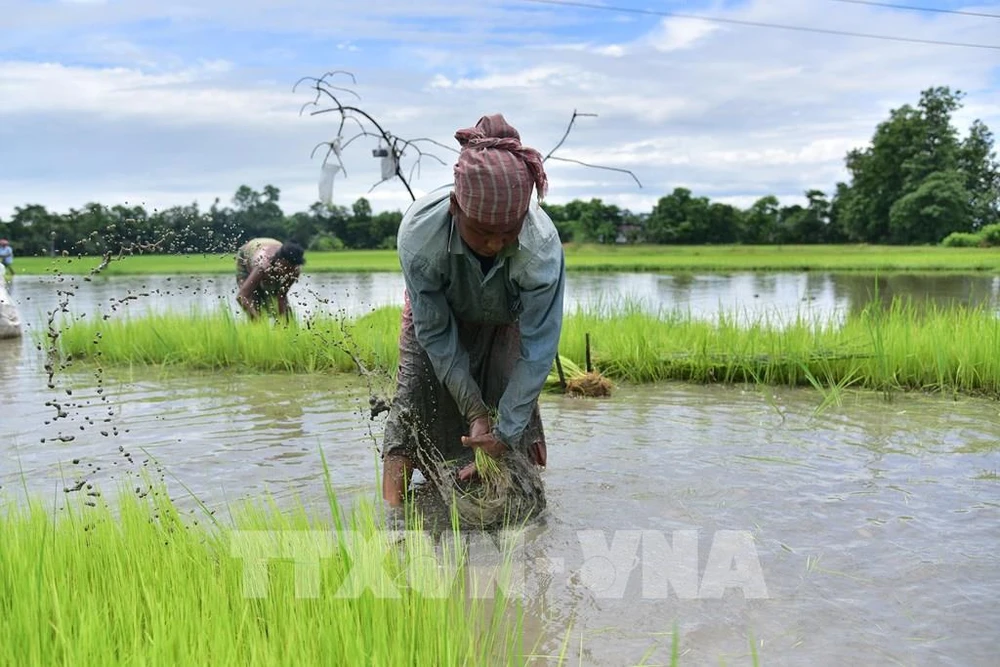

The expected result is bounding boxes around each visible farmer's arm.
[237,266,265,318]
[403,252,489,424]
[277,288,290,317]
[494,232,566,451]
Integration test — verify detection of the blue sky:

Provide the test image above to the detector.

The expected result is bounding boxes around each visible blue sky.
[1,0,998,219]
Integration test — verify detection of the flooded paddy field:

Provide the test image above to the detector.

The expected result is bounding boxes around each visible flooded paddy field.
[2,270,998,665]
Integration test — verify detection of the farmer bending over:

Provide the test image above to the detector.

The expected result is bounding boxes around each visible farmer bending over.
[382,113,565,508]
[0,239,13,283]
[235,238,305,320]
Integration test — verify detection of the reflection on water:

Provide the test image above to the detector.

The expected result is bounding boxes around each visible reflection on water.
[7,272,1000,333]
[831,272,1000,316]
[2,269,1000,665]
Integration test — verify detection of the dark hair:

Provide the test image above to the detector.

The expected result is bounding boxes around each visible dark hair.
[275,241,306,266]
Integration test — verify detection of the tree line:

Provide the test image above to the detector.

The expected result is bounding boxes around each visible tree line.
[1,86,997,258]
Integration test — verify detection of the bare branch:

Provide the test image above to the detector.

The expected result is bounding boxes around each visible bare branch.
[297,71,643,203]
[394,139,449,166]
[341,129,383,150]
[544,110,598,162]
[398,137,460,155]
[367,178,391,195]
[298,99,319,117]
[546,156,643,188]
[319,84,361,101]
[292,71,358,96]
[297,75,423,200]
[309,108,367,134]
[309,141,330,159]
[310,142,349,178]
[318,70,358,86]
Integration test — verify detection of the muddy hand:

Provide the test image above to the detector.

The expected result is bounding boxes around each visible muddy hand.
[469,414,491,439]
[461,432,508,459]
[457,462,479,482]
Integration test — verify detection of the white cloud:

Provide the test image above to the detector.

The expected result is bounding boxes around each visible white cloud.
[650,17,722,52]
[594,45,626,57]
[430,65,576,91]
[0,0,998,221]
[0,60,291,126]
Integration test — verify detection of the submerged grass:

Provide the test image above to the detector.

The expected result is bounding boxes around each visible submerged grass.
[14,244,1000,275]
[52,297,1000,399]
[0,465,534,666]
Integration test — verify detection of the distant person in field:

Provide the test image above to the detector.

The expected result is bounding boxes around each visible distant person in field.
[234,238,305,320]
[381,113,565,509]
[0,239,13,282]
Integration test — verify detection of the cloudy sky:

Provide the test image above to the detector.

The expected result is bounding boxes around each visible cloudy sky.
[1,0,998,220]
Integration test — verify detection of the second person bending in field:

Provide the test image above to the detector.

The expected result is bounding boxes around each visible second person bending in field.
[235,238,305,320]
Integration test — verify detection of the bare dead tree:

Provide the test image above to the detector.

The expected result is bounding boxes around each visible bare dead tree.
[295,71,455,201]
[543,110,643,188]
[295,71,642,202]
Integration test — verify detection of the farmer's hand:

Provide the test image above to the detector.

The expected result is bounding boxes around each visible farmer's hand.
[469,414,491,439]
[457,462,478,482]
[456,434,508,482]
[464,414,507,457]
[462,431,508,459]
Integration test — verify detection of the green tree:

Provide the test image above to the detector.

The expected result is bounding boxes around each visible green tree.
[740,195,780,244]
[371,210,403,249]
[777,190,830,243]
[540,202,575,242]
[232,184,285,241]
[836,86,986,244]
[343,197,375,248]
[958,119,1000,229]
[646,188,695,244]
[704,202,741,244]
[889,170,971,244]
[575,198,622,244]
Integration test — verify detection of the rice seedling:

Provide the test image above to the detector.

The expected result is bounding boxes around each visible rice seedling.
[429,407,540,531]
[547,354,613,397]
[0,463,539,666]
[50,295,1000,399]
[474,447,507,485]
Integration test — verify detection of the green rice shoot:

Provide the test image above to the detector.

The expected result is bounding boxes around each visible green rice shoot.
[0,468,536,666]
[48,296,1000,400]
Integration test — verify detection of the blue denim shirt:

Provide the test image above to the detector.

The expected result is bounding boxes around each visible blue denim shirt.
[397,188,565,450]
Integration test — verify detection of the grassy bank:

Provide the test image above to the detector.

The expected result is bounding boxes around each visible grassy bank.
[14,244,1000,276]
[0,473,537,666]
[53,299,1000,399]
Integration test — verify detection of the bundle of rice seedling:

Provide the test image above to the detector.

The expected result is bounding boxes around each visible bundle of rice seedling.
[566,371,613,397]
[394,406,544,531]
[474,447,508,486]
[451,447,545,529]
[546,351,614,398]
[419,443,545,530]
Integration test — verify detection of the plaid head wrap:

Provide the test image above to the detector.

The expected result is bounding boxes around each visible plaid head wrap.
[453,114,548,230]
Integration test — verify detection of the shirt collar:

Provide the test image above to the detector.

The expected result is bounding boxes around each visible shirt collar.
[447,215,465,255]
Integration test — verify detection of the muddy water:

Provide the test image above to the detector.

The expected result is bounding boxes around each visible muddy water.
[2,270,999,665]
